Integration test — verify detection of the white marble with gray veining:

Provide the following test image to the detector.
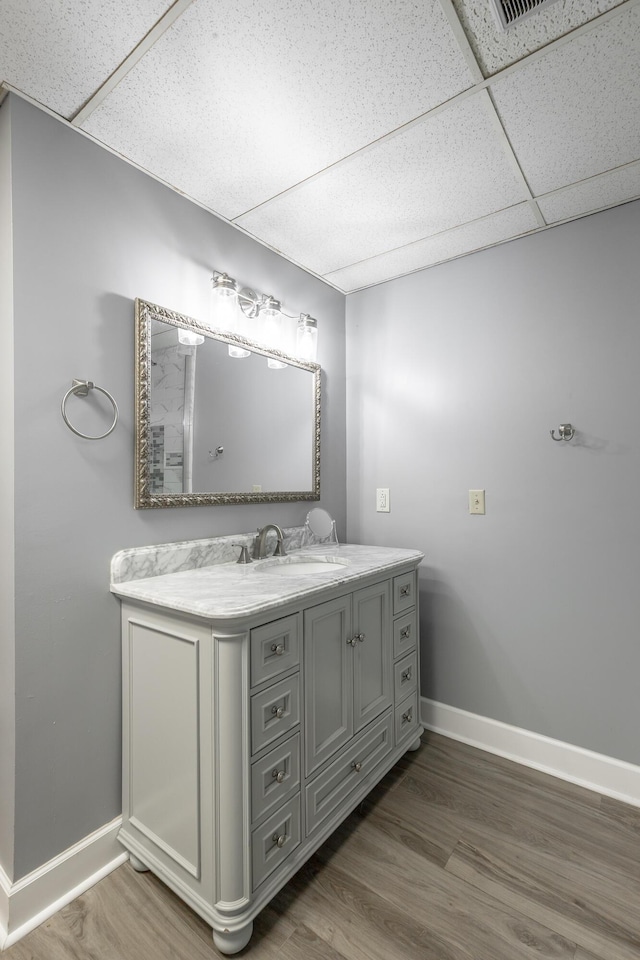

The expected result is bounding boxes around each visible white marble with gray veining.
[111,539,423,620]
[110,527,306,583]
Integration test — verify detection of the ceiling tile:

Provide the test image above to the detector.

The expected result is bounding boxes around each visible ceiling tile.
[0,0,174,118]
[450,0,626,76]
[490,6,640,196]
[325,203,539,292]
[236,92,531,276]
[538,162,640,223]
[80,0,475,219]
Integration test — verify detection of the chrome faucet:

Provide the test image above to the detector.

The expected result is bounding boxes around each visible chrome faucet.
[253,523,287,560]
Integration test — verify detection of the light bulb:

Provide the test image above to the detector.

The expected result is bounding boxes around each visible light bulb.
[296,314,318,361]
[212,272,249,358]
[261,296,287,369]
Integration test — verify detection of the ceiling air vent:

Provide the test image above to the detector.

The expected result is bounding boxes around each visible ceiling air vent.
[489,0,561,31]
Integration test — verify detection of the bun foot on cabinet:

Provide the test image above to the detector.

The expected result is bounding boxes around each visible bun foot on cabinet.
[407,734,422,752]
[213,921,253,955]
[129,854,150,872]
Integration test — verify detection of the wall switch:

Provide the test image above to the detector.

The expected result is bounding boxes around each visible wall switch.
[252,484,262,493]
[469,489,485,515]
[376,488,390,512]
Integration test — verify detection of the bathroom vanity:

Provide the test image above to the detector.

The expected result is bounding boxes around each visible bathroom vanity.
[111,535,423,954]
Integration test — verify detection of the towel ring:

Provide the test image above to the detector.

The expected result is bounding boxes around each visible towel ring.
[61,379,119,440]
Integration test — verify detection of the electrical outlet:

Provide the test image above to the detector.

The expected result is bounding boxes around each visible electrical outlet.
[376,488,390,512]
[252,484,262,493]
[469,489,485,515]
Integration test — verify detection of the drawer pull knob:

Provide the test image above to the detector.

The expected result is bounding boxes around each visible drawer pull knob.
[402,708,413,724]
[400,585,411,597]
[351,761,363,773]
[271,705,285,719]
[400,626,411,639]
[272,768,286,783]
[272,833,287,848]
[346,636,356,646]
[356,632,366,643]
[401,667,412,682]
[271,642,285,656]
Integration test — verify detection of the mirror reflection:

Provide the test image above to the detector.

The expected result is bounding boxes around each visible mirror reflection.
[135,299,321,508]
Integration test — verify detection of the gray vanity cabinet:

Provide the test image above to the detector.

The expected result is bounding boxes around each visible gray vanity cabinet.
[303,580,391,776]
[116,558,422,955]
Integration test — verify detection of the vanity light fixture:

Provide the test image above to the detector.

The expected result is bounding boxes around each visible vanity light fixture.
[211,269,318,364]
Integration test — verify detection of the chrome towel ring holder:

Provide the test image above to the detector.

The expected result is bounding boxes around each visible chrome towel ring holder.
[61,379,119,440]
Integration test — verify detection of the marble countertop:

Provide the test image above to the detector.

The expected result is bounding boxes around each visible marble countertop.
[111,543,423,620]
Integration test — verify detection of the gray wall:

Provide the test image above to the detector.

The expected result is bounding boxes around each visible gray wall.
[192,342,314,493]
[346,199,640,766]
[0,97,16,880]
[6,94,346,880]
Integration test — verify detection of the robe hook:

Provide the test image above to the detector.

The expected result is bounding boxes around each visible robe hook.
[550,423,575,442]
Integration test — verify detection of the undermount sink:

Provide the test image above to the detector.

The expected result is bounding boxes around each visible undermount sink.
[258,555,348,576]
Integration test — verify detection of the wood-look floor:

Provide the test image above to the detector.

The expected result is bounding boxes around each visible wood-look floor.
[6,733,640,960]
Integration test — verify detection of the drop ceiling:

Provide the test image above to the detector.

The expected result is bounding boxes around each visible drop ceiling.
[1,0,639,293]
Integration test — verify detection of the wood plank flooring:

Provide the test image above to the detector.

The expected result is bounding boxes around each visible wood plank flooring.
[6,733,640,960]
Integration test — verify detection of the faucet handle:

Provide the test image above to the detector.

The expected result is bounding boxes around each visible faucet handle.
[233,543,253,564]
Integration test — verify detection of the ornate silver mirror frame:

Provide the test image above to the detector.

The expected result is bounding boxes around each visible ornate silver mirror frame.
[134,298,321,508]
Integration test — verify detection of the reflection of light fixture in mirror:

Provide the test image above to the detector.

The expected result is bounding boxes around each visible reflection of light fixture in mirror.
[261,296,287,369]
[211,272,250,358]
[177,328,205,347]
[296,314,318,362]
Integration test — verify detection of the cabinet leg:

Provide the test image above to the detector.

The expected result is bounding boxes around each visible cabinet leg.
[406,735,422,752]
[129,854,150,873]
[213,921,253,955]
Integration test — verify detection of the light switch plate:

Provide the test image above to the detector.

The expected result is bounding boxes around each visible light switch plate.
[469,489,485,514]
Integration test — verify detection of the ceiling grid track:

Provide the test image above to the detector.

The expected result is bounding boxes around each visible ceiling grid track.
[336,222,553,294]
[441,0,546,227]
[320,202,539,276]
[539,157,640,203]
[482,88,547,227]
[437,0,486,84]
[71,0,195,126]
[231,0,639,223]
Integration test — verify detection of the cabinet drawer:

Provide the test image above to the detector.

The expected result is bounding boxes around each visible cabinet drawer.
[394,692,419,745]
[252,794,301,892]
[250,615,300,688]
[393,572,416,615]
[251,733,301,826]
[305,712,393,837]
[251,674,300,755]
[393,610,416,659]
[394,651,417,702]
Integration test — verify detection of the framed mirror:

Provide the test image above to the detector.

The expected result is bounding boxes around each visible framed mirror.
[134,298,321,508]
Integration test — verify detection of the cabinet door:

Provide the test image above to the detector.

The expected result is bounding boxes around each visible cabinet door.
[304,595,353,775]
[353,581,392,733]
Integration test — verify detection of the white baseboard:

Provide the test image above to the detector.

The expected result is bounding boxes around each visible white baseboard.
[0,817,127,951]
[0,866,9,947]
[421,697,640,808]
